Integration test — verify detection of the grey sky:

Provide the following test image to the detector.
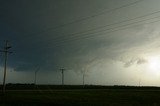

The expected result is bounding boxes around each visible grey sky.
[1,0,160,85]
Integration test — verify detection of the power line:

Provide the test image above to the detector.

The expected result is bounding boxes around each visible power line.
[51,19,160,49]
[53,9,160,41]
[25,8,160,47]
[21,0,144,39]
[25,15,160,50]
[46,0,144,30]
[40,14,160,48]
[15,0,160,49]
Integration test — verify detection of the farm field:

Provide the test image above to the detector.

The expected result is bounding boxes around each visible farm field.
[0,85,160,106]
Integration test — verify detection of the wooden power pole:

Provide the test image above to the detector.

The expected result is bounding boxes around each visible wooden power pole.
[0,40,12,93]
[60,68,65,85]
[34,67,40,85]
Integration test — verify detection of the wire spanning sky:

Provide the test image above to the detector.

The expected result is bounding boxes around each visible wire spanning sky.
[1,0,160,86]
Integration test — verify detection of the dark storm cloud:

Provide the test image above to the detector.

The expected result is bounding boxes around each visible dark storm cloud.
[0,0,118,72]
[1,0,160,74]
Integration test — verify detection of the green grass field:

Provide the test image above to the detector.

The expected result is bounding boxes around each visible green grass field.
[1,85,160,106]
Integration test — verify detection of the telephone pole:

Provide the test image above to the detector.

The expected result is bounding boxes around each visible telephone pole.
[0,40,12,93]
[83,73,85,86]
[60,68,65,85]
[82,69,85,86]
[34,67,40,85]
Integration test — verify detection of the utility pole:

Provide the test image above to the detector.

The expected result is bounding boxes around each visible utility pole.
[60,68,65,85]
[83,73,85,86]
[82,69,85,86]
[34,67,40,85]
[0,40,12,93]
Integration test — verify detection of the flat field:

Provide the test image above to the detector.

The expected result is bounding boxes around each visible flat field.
[0,85,160,106]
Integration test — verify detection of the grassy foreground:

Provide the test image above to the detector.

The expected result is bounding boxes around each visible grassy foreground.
[0,85,160,106]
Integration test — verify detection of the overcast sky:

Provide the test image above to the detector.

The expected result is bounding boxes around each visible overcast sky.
[1,0,160,86]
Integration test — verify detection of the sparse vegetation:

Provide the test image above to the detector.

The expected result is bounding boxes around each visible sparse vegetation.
[0,84,160,105]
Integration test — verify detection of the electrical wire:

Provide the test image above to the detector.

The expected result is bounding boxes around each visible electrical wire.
[21,0,144,39]
[50,11,160,43]
[50,17,160,48]
[30,14,160,48]
[24,8,160,47]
